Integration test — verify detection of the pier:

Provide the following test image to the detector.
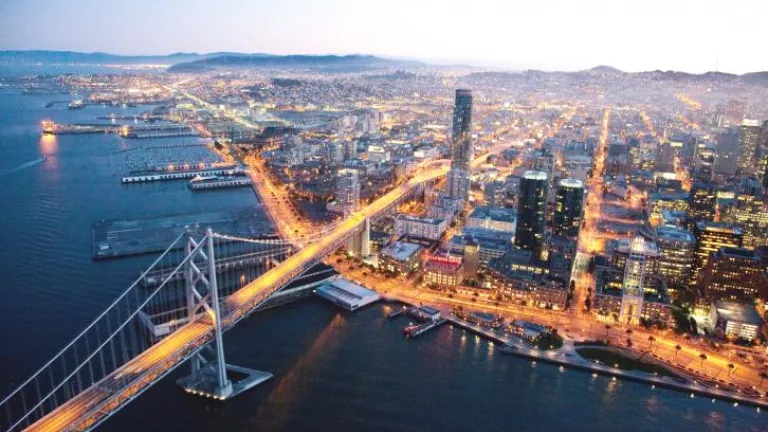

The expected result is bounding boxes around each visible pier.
[121,166,240,184]
[404,319,446,338]
[189,176,252,191]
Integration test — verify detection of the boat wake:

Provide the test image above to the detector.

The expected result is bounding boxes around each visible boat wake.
[0,157,47,176]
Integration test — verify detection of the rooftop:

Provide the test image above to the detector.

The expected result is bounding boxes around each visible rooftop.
[395,214,445,226]
[524,170,548,181]
[656,225,695,243]
[468,206,517,223]
[381,241,422,261]
[559,178,584,188]
[713,300,762,325]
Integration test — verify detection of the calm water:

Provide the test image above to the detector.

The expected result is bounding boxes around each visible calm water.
[0,87,765,431]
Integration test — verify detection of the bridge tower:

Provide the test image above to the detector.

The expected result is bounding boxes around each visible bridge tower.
[177,228,273,400]
[346,217,370,257]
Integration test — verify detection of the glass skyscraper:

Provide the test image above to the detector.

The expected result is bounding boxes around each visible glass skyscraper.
[514,171,548,255]
[447,89,473,201]
[553,178,584,238]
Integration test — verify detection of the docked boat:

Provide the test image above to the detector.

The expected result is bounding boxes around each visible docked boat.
[67,100,86,110]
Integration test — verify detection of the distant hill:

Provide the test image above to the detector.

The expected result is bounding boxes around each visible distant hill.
[0,50,226,65]
[168,54,423,72]
[588,65,623,74]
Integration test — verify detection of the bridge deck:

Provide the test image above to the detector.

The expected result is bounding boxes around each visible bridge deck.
[26,167,447,432]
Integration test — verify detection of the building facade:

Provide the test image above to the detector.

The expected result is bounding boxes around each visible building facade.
[553,178,584,238]
[515,171,548,256]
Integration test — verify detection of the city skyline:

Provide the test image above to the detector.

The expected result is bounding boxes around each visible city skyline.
[2,0,768,74]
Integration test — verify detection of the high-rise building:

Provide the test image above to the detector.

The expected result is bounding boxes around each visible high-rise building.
[722,179,768,249]
[692,142,716,182]
[655,225,696,291]
[484,180,507,207]
[687,182,717,224]
[515,171,548,256]
[343,140,357,160]
[447,89,473,201]
[738,120,761,174]
[700,247,764,302]
[692,221,743,285]
[656,141,675,172]
[334,168,360,215]
[714,127,739,176]
[619,237,651,325]
[553,179,584,238]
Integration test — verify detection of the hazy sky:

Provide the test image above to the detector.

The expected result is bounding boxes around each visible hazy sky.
[1,0,766,73]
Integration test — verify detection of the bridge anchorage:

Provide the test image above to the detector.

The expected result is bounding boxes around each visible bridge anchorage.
[175,228,273,400]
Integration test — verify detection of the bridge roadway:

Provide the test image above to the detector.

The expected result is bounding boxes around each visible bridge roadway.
[25,165,449,432]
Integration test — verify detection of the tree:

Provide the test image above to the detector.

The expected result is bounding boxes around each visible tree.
[604,324,612,339]
[699,353,707,367]
[675,344,682,358]
[648,336,656,350]
[727,363,735,376]
[760,371,768,387]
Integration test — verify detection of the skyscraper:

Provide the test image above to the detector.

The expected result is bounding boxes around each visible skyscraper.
[553,179,584,238]
[738,120,761,175]
[446,89,473,201]
[700,247,764,302]
[714,127,739,176]
[692,221,743,286]
[619,237,651,325]
[687,182,717,224]
[335,168,360,215]
[515,171,548,256]
[655,225,696,292]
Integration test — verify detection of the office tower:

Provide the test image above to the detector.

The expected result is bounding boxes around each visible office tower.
[484,181,507,207]
[553,179,584,238]
[655,225,696,291]
[738,120,761,175]
[335,168,360,215]
[714,127,739,176]
[462,237,480,278]
[656,141,674,172]
[692,221,743,285]
[700,247,764,302]
[763,154,768,190]
[722,179,768,249]
[619,237,650,325]
[687,182,717,224]
[515,171,548,256]
[343,140,357,160]
[447,89,473,201]
[692,142,716,182]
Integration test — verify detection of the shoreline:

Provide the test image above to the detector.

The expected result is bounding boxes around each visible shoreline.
[382,297,768,410]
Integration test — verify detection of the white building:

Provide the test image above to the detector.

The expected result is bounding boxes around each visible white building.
[334,168,360,215]
[367,145,390,163]
[394,214,447,240]
[619,237,650,325]
[466,206,517,234]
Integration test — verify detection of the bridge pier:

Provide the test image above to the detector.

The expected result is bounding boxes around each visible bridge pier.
[177,228,273,400]
[346,217,370,258]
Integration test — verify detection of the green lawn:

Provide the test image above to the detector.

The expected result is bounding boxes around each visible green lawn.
[576,348,681,379]
[535,332,564,350]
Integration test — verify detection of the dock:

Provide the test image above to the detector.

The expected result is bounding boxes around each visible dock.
[315,279,380,311]
[92,206,274,259]
[404,319,446,338]
[189,176,252,191]
[121,166,239,184]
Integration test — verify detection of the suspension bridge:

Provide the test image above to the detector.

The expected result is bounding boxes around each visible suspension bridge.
[0,165,447,432]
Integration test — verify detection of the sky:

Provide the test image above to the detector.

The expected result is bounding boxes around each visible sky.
[1,0,767,73]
